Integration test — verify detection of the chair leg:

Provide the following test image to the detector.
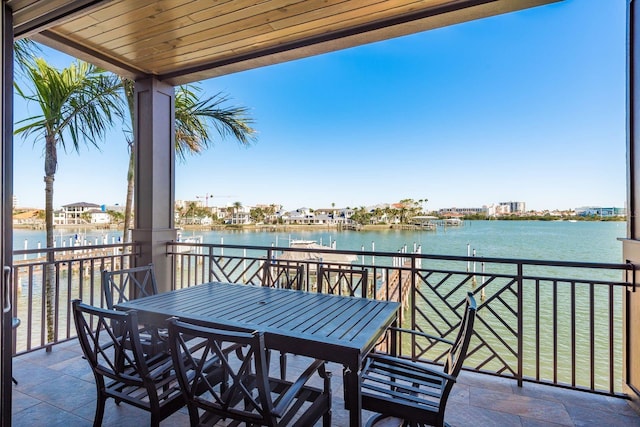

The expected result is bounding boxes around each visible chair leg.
[188,406,200,426]
[323,410,332,427]
[93,396,106,427]
[279,352,287,380]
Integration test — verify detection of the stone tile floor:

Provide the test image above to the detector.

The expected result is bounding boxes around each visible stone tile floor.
[11,340,640,426]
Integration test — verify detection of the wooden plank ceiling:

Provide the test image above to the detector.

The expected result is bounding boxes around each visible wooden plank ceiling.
[8,0,561,85]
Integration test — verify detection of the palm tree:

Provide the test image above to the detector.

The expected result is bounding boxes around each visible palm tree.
[120,82,256,242]
[232,201,243,224]
[14,58,124,342]
[265,204,277,224]
[373,207,384,223]
[418,198,429,214]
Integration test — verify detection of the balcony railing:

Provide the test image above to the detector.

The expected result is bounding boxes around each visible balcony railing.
[11,243,138,353]
[9,241,632,398]
[167,241,632,397]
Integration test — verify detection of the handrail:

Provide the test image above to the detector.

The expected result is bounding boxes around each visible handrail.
[169,241,632,270]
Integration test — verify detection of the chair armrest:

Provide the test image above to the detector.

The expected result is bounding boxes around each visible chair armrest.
[272,358,329,417]
[367,352,457,384]
[389,326,454,346]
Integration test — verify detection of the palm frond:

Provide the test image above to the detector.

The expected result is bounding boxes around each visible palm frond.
[14,39,40,76]
[174,84,256,160]
[14,57,125,158]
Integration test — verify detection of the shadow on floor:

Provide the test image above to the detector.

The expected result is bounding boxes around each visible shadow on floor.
[11,340,640,427]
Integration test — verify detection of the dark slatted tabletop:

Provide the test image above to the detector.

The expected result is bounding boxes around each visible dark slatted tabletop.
[116,282,399,365]
[116,281,399,426]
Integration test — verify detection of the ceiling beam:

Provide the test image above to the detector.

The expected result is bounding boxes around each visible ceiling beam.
[31,29,148,79]
[12,0,111,39]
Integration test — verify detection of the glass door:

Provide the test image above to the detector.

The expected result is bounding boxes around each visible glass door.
[0,4,13,425]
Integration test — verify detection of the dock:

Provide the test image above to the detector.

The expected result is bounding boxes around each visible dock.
[377,260,412,310]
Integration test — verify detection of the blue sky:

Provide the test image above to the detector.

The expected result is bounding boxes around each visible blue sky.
[12,0,626,212]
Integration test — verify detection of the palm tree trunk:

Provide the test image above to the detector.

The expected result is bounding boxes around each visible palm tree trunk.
[123,148,134,245]
[44,135,56,343]
[122,79,135,249]
[44,173,55,343]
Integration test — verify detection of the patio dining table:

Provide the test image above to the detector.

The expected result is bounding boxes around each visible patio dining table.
[115,281,400,426]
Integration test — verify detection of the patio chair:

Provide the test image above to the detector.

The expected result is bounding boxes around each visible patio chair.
[359,292,477,427]
[102,263,165,354]
[71,299,185,427]
[317,265,369,298]
[262,260,304,290]
[167,317,333,427]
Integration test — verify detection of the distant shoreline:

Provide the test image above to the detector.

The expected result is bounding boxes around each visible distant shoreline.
[13,217,625,232]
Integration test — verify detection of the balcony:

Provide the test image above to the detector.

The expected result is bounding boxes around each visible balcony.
[8,242,640,425]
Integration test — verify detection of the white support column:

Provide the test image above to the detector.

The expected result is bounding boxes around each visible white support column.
[132,78,177,293]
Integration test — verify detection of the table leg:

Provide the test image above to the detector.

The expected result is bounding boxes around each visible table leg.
[344,365,362,426]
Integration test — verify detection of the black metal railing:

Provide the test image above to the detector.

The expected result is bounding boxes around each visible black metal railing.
[11,243,138,353]
[9,240,631,397]
[168,241,632,396]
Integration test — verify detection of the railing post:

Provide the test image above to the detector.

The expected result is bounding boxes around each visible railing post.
[265,248,273,286]
[410,255,416,360]
[208,246,214,283]
[517,262,523,387]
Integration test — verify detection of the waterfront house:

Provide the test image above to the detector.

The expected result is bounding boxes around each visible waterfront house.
[85,208,110,224]
[227,206,251,225]
[58,202,101,225]
[314,207,341,217]
[284,207,316,225]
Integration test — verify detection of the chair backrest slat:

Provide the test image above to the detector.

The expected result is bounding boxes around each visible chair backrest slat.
[102,264,158,309]
[318,266,369,297]
[441,292,476,400]
[262,261,304,290]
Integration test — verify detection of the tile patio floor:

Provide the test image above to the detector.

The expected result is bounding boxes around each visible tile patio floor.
[11,340,640,427]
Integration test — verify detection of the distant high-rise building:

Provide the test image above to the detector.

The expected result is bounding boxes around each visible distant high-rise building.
[500,201,525,214]
[12,195,17,209]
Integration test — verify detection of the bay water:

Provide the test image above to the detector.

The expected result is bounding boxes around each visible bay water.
[14,221,626,263]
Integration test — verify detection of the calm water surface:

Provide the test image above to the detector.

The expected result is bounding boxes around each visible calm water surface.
[181,220,626,263]
[14,220,626,263]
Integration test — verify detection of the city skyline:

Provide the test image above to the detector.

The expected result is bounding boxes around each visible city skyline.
[13,194,623,215]
[12,0,625,213]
